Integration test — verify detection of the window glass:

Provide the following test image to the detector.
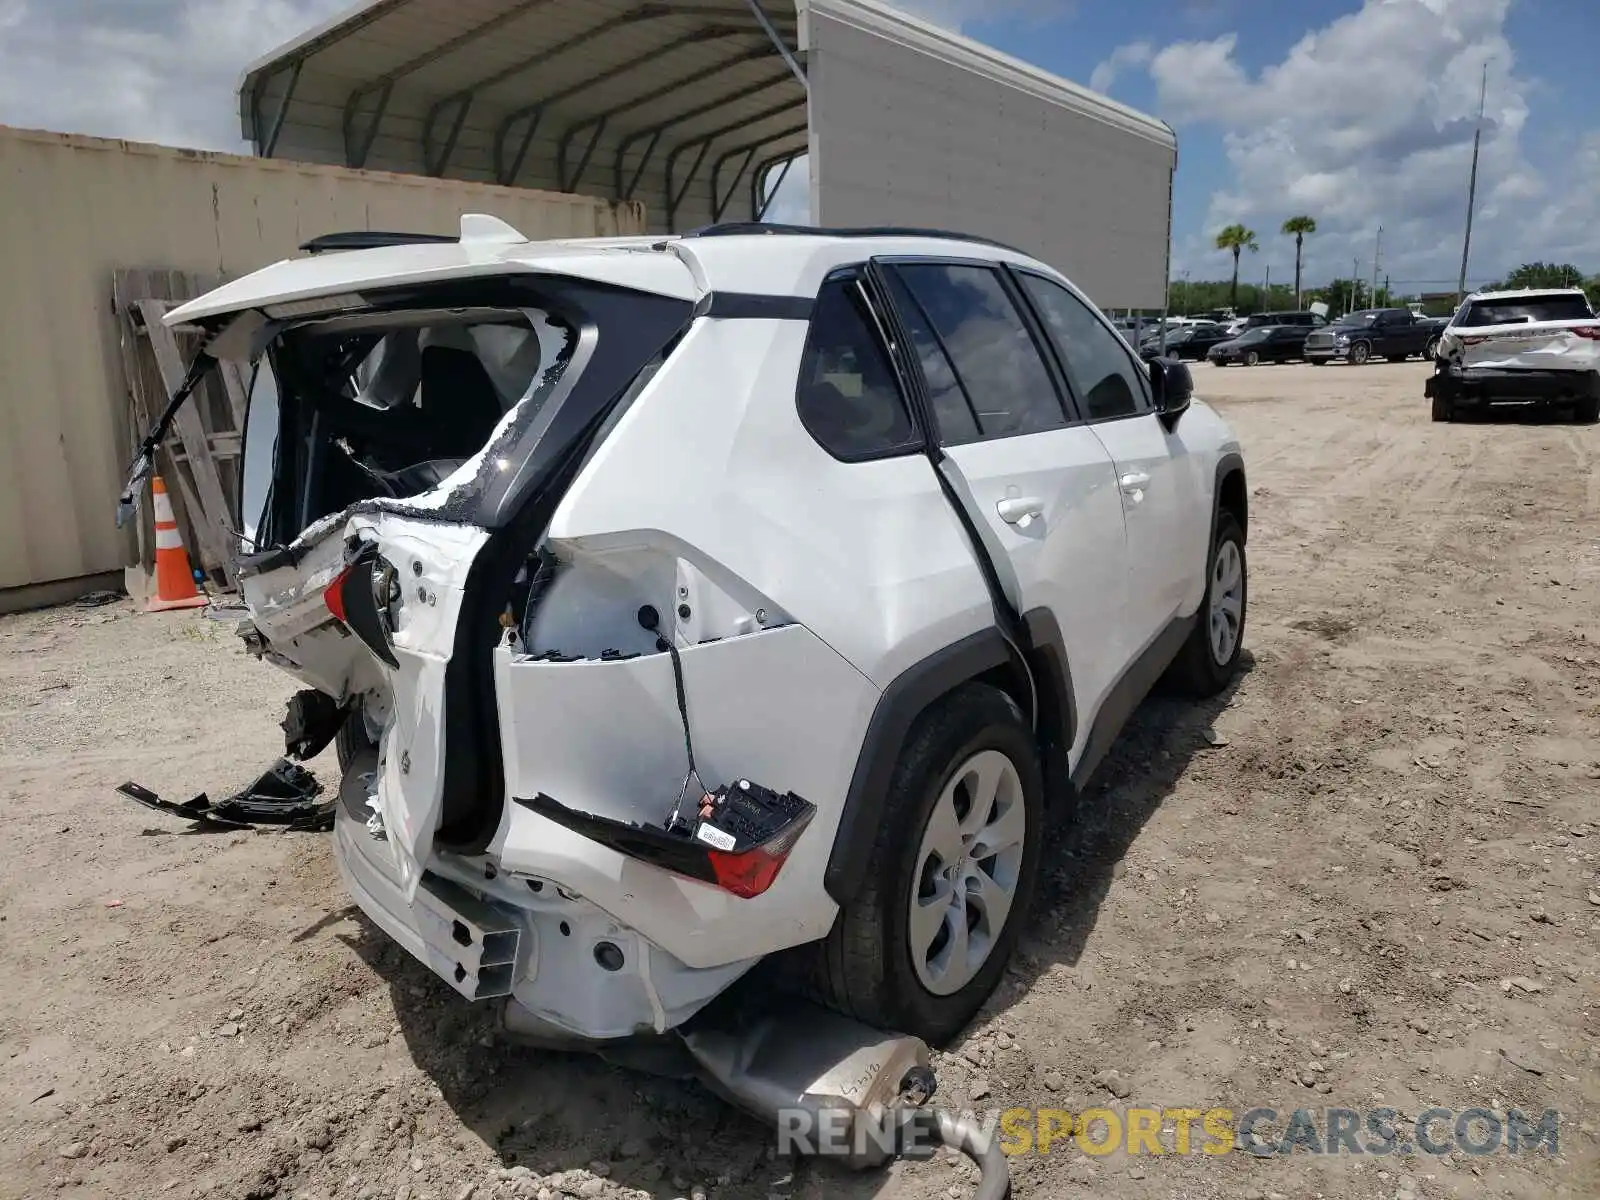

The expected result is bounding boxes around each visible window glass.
[796,274,917,459]
[892,264,1065,439]
[1461,294,1594,326]
[1018,273,1151,420]
[881,270,981,445]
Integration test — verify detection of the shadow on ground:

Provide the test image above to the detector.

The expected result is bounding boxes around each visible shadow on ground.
[333,659,1255,1199]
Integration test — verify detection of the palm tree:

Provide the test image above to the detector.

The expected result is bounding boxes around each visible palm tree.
[1281,216,1317,308]
[1215,224,1259,309]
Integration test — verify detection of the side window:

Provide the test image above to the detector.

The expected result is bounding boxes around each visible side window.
[890,263,1066,439]
[881,270,981,445]
[796,273,918,460]
[1018,273,1151,420]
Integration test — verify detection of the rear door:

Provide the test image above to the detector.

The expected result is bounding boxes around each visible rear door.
[1009,269,1206,645]
[878,260,1130,759]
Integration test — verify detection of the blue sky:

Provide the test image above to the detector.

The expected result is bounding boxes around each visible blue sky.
[889,0,1600,291]
[1,0,1594,294]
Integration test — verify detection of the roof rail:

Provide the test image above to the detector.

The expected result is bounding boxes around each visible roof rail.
[680,221,1029,256]
[299,231,459,254]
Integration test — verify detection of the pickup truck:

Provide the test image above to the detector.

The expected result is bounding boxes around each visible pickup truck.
[1426,288,1600,423]
[1303,308,1446,365]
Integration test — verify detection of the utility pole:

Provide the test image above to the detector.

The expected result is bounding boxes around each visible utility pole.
[1371,226,1382,303]
[1264,265,1271,309]
[1351,257,1359,313]
[1457,60,1489,303]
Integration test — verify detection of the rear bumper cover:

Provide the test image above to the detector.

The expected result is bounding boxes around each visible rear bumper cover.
[1427,367,1600,405]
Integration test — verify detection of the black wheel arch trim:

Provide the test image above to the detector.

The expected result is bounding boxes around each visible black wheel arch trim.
[823,607,1077,907]
[1213,451,1247,544]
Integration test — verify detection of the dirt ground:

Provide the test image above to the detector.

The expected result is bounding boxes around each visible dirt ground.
[1,361,1596,1200]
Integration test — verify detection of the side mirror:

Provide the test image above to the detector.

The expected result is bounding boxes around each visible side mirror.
[1149,357,1193,428]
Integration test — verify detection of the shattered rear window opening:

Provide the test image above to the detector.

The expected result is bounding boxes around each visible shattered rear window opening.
[1460,295,1594,327]
[240,304,577,552]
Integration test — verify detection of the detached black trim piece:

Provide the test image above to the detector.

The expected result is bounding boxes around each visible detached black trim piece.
[1070,612,1194,793]
[513,793,719,886]
[702,292,815,321]
[824,629,1011,906]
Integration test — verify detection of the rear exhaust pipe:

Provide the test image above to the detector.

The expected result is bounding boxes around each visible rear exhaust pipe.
[680,999,1012,1200]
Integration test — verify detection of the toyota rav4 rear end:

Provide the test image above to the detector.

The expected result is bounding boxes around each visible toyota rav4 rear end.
[137,219,879,1046]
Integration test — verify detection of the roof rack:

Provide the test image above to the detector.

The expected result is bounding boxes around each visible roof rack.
[681,222,1028,256]
[299,231,459,255]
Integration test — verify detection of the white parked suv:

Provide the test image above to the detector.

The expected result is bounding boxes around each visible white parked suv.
[124,217,1249,1047]
[1427,287,1600,422]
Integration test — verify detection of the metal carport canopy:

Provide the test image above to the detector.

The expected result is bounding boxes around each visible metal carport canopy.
[239,0,1178,308]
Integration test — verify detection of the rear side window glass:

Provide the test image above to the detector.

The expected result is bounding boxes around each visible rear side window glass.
[881,270,981,445]
[891,263,1066,439]
[1461,294,1594,326]
[797,275,918,460]
[1018,273,1151,420]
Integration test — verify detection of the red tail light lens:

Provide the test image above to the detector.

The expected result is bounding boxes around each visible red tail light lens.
[324,566,352,623]
[704,812,814,899]
[1571,325,1600,340]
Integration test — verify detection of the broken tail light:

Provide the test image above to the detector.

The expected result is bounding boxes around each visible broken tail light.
[324,546,400,668]
[1569,325,1600,340]
[515,784,816,900]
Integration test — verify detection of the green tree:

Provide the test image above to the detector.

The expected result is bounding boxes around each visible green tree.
[1281,215,1317,307]
[1493,262,1586,290]
[1214,224,1259,310]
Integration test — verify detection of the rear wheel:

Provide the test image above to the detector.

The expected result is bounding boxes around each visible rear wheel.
[1170,512,1247,697]
[810,685,1043,1045]
[1423,338,1440,361]
[1431,394,1454,423]
[1350,341,1372,365]
[1244,350,1260,366]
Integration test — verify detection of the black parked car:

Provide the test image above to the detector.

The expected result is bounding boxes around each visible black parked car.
[1304,308,1448,365]
[1208,324,1311,366]
[1139,322,1232,361]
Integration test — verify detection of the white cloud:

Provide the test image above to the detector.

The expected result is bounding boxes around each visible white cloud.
[1141,0,1596,289]
[0,1,350,152]
[1089,41,1152,95]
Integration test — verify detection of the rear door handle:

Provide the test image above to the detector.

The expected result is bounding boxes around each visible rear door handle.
[1119,472,1151,493]
[996,497,1044,527]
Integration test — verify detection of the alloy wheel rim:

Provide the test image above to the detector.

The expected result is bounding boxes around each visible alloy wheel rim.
[909,750,1027,996]
[1209,539,1244,665]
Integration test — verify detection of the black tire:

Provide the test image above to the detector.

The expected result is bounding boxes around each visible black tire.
[336,705,378,774]
[810,684,1044,1046]
[1169,512,1248,697]
[1244,350,1260,366]
[1350,341,1371,365]
[1423,338,1439,361]
[1431,394,1454,423]
[1574,394,1600,424]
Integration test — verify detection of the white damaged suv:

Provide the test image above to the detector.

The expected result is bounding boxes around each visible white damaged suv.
[123,217,1249,1047]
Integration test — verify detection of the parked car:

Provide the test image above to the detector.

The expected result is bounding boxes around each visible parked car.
[1303,307,1446,365]
[1427,287,1600,422]
[120,217,1251,1047]
[1208,324,1311,365]
[1139,322,1232,361]
[1240,310,1327,332]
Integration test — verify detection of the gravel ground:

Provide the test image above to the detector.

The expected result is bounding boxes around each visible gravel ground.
[0,360,1596,1200]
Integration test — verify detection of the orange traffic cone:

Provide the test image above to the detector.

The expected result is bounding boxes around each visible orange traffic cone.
[147,476,210,612]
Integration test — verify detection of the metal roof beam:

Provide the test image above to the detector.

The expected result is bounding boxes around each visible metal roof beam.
[612,70,796,200]
[665,111,806,230]
[750,148,803,221]
[745,0,807,90]
[554,44,776,193]
[344,0,558,169]
[710,123,807,221]
[493,25,746,187]
[261,60,305,158]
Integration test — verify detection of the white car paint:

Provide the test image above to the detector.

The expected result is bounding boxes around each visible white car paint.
[1438,287,1600,373]
[165,216,1246,1042]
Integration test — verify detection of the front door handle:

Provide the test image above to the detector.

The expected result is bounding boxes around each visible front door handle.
[996,497,1044,527]
[1119,472,1151,492]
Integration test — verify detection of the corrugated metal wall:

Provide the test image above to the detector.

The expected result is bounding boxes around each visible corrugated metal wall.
[0,126,645,603]
[804,2,1176,311]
